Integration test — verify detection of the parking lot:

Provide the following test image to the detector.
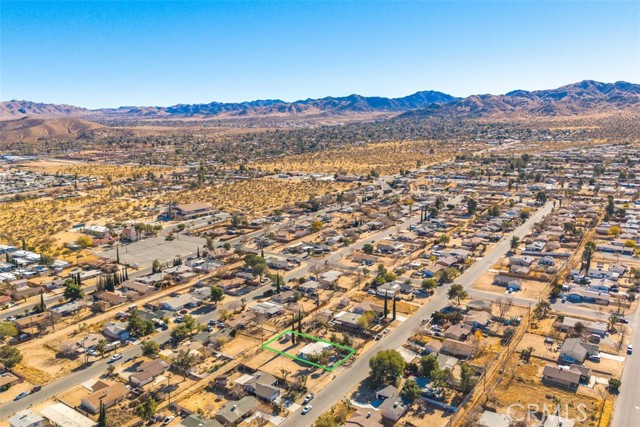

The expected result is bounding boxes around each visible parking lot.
[97,234,206,269]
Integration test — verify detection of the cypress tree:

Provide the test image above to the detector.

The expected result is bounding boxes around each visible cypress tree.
[98,402,107,427]
[297,311,302,334]
[291,315,296,344]
[197,247,200,258]
[392,295,397,321]
[39,291,46,312]
[116,246,120,264]
[383,291,388,318]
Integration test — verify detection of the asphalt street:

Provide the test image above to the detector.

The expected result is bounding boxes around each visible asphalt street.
[279,202,552,427]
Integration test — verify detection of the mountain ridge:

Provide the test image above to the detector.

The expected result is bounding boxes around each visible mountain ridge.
[1,90,458,120]
[398,80,640,119]
[3,80,639,121]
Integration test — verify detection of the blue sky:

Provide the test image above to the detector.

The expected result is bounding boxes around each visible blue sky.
[1,1,639,108]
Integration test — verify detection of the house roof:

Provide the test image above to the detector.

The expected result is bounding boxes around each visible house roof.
[376,385,399,400]
[216,396,259,424]
[9,411,44,427]
[543,365,581,384]
[81,382,128,411]
[174,202,212,212]
[180,414,223,427]
[463,311,491,326]
[129,359,169,383]
[344,407,384,427]
[41,403,95,427]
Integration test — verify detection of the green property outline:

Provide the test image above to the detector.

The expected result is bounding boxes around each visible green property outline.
[261,329,356,372]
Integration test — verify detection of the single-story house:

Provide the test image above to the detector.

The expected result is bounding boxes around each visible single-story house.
[40,403,95,427]
[299,341,332,359]
[234,371,282,402]
[493,275,522,291]
[180,414,223,427]
[249,301,284,317]
[353,301,384,317]
[81,381,129,413]
[319,270,343,287]
[299,280,320,295]
[441,339,476,358]
[560,338,599,364]
[541,365,581,390]
[344,407,384,427]
[375,385,407,422]
[333,311,362,330]
[129,359,169,387]
[444,323,472,341]
[102,322,130,341]
[161,294,202,311]
[215,396,259,426]
[8,411,45,427]
[463,311,491,329]
[95,291,127,306]
[560,317,608,338]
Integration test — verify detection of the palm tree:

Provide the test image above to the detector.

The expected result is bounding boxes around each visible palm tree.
[280,368,291,384]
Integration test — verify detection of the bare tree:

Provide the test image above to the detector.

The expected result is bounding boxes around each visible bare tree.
[494,297,514,319]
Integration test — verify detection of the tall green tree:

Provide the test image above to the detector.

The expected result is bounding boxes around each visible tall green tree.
[0,345,23,368]
[97,402,107,427]
[210,285,225,303]
[582,241,596,273]
[369,349,405,387]
[63,281,84,301]
[135,397,157,423]
[447,284,468,305]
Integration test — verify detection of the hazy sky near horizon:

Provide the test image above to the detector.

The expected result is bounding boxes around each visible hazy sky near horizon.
[2,1,639,109]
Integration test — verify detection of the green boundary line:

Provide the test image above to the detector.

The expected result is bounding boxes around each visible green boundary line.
[261,329,356,372]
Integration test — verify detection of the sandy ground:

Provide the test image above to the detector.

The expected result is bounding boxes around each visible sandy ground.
[472,271,550,300]
[402,402,452,427]
[490,355,612,427]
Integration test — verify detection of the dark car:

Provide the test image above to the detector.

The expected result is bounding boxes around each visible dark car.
[31,385,42,393]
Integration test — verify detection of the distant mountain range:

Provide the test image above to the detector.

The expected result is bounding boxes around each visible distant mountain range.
[1,80,639,122]
[0,91,458,120]
[398,80,640,119]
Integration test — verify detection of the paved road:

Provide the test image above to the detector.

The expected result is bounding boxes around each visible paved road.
[0,265,155,322]
[610,306,640,427]
[280,202,553,427]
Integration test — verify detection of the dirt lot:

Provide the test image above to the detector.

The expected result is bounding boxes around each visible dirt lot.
[402,402,452,427]
[177,388,227,417]
[472,271,549,300]
[488,355,613,427]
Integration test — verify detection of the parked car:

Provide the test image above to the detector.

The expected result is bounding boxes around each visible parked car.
[619,318,629,324]
[31,385,42,393]
[628,345,633,355]
[163,416,175,425]
[109,353,123,363]
[301,405,312,415]
[303,393,314,404]
[14,391,30,400]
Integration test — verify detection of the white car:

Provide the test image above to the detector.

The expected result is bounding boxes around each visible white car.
[162,416,175,425]
[301,405,312,415]
[109,353,122,362]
